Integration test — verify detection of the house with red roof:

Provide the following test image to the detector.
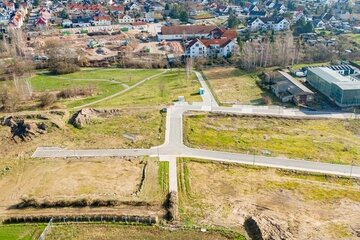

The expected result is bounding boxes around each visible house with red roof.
[185,38,237,58]
[93,15,112,26]
[109,5,124,15]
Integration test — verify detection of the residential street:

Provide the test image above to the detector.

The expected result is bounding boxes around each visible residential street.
[32,71,360,194]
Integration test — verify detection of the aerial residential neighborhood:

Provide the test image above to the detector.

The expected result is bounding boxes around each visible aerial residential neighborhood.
[1,0,360,239]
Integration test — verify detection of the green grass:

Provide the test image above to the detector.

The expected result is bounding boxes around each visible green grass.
[94,70,202,108]
[327,223,352,238]
[275,170,355,186]
[30,68,163,108]
[56,68,163,86]
[184,114,360,164]
[0,224,45,240]
[266,180,360,202]
[158,161,169,193]
[345,33,360,45]
[46,223,241,240]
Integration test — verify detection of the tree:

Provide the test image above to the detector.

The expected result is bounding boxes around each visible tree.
[293,17,313,36]
[228,14,240,29]
[287,0,296,11]
[169,3,188,22]
[59,9,69,19]
[179,11,188,23]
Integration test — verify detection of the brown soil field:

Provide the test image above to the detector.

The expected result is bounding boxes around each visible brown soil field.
[178,159,360,239]
[0,157,166,219]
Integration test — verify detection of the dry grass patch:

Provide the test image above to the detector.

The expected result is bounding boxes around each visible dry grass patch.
[0,157,166,217]
[184,113,360,164]
[202,67,276,105]
[0,108,165,159]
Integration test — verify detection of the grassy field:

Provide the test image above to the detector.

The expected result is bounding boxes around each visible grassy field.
[0,224,45,240]
[178,159,360,239]
[184,113,360,164]
[30,68,163,108]
[202,67,277,106]
[94,70,202,108]
[0,108,164,159]
[46,224,241,240]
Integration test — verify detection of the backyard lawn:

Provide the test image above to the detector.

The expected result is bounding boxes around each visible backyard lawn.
[184,113,360,164]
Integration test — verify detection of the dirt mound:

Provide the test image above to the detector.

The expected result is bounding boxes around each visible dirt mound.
[69,108,122,128]
[244,215,292,240]
[1,116,48,143]
[165,191,179,222]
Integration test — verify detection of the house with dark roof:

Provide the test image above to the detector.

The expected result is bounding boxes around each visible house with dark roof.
[270,71,314,105]
[249,10,267,18]
[322,13,337,22]
[248,16,289,31]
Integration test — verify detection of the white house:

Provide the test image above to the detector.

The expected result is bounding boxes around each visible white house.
[249,17,265,31]
[265,1,275,9]
[109,5,124,15]
[248,17,289,31]
[93,15,112,26]
[128,2,141,11]
[118,14,134,24]
[0,11,10,25]
[185,38,236,58]
[62,19,72,27]
[186,39,207,58]
[292,11,304,23]
[273,18,290,31]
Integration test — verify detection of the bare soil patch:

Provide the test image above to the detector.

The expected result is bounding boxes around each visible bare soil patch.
[0,157,166,218]
[179,159,360,239]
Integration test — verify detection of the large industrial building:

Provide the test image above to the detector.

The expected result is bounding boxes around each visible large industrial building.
[306,66,360,107]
